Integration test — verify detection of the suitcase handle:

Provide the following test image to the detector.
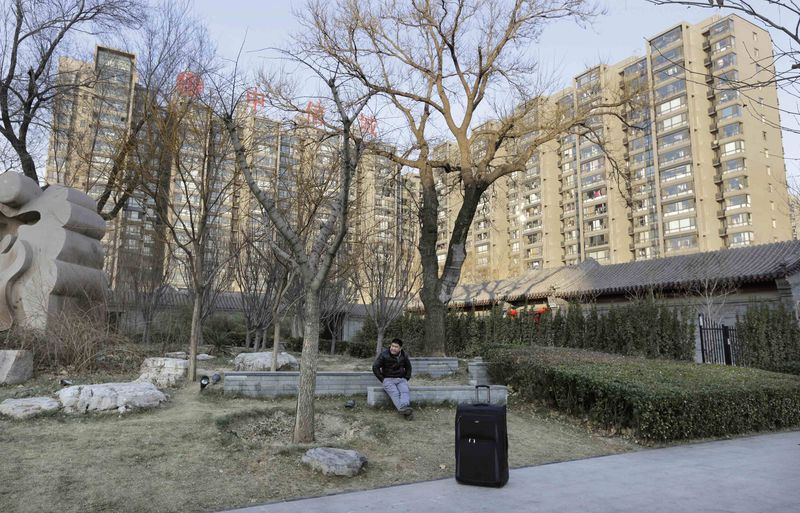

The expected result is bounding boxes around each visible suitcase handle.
[475,385,491,405]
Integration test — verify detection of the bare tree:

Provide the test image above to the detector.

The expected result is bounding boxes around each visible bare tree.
[300,0,633,354]
[684,254,738,326]
[0,0,144,185]
[214,53,371,441]
[351,176,421,356]
[319,263,357,355]
[156,97,239,381]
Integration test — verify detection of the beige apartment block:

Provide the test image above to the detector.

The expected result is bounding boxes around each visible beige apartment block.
[437,14,793,283]
[45,47,167,292]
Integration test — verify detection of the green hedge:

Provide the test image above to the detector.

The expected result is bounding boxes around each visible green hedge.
[736,303,800,375]
[350,295,695,360]
[487,345,800,442]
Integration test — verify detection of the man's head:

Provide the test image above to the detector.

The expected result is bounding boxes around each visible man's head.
[389,338,403,355]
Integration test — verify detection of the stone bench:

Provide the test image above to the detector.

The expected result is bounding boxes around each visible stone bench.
[224,371,380,398]
[367,385,507,407]
[410,357,459,378]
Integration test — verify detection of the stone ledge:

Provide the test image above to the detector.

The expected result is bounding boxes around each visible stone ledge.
[224,371,380,398]
[367,385,507,407]
[410,357,459,378]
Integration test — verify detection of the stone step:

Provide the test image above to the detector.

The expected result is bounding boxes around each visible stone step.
[367,385,507,407]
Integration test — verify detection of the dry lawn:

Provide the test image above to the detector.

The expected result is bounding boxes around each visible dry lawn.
[0,356,638,513]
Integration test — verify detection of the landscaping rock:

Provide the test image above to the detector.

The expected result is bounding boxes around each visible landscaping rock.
[58,382,167,414]
[301,447,367,477]
[196,353,213,361]
[0,397,60,419]
[0,350,33,385]
[234,352,299,371]
[165,351,188,359]
[136,357,190,388]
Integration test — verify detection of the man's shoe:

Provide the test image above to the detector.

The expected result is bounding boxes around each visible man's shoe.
[401,407,413,416]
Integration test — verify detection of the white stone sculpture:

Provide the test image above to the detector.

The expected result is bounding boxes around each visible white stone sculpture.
[0,172,106,331]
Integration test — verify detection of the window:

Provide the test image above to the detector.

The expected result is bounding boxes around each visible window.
[728,212,751,227]
[476,244,489,253]
[662,181,693,199]
[587,249,609,262]
[764,148,770,159]
[762,131,768,141]
[655,79,686,100]
[719,105,741,120]
[726,176,748,191]
[663,198,695,216]
[651,46,683,70]
[726,194,750,209]
[723,158,745,174]
[654,64,684,83]
[712,36,735,54]
[510,242,520,253]
[718,89,739,103]
[710,19,733,37]
[712,53,737,70]
[720,123,742,139]
[658,112,688,131]
[664,216,696,234]
[658,129,690,149]
[730,231,753,247]
[651,27,682,50]
[767,165,772,176]
[665,234,697,252]
[659,146,690,165]
[721,140,745,156]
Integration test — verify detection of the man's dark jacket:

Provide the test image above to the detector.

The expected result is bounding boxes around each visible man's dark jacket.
[372,349,412,382]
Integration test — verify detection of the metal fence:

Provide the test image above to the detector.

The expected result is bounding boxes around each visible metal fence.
[698,314,740,365]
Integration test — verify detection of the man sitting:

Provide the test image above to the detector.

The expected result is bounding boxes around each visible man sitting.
[372,338,413,419]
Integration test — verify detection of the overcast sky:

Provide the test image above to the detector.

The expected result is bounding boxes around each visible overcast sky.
[191,0,799,184]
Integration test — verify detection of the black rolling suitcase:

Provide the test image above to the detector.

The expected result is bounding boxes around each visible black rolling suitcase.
[454,385,509,487]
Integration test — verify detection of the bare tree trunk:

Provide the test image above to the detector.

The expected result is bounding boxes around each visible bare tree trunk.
[421,297,447,357]
[271,320,281,372]
[256,329,264,351]
[260,328,268,350]
[375,329,385,357]
[330,323,338,355]
[245,328,252,349]
[294,289,320,443]
[141,319,152,345]
[188,294,203,382]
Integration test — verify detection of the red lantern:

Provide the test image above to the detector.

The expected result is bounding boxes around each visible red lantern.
[508,308,518,318]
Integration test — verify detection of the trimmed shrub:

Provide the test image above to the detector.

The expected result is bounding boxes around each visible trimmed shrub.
[487,345,800,442]
[736,303,800,375]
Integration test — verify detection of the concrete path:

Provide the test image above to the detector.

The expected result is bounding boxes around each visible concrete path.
[218,431,800,513]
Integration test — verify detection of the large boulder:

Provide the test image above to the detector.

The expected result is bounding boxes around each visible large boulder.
[58,382,167,414]
[301,447,368,477]
[0,350,33,385]
[0,397,60,419]
[164,351,187,359]
[136,357,189,388]
[234,352,299,371]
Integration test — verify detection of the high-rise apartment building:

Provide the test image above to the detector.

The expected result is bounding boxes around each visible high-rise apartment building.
[46,47,167,291]
[47,46,419,296]
[437,14,793,283]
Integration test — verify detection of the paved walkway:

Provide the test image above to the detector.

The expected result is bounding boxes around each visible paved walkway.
[218,431,800,513]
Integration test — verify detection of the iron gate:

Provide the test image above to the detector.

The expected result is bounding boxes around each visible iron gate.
[698,314,740,365]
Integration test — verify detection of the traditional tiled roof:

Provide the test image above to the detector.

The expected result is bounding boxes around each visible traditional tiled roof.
[447,240,800,308]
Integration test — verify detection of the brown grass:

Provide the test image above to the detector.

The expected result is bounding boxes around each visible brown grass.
[0,374,638,513]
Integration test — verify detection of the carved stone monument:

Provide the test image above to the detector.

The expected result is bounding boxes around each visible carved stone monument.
[0,172,106,332]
